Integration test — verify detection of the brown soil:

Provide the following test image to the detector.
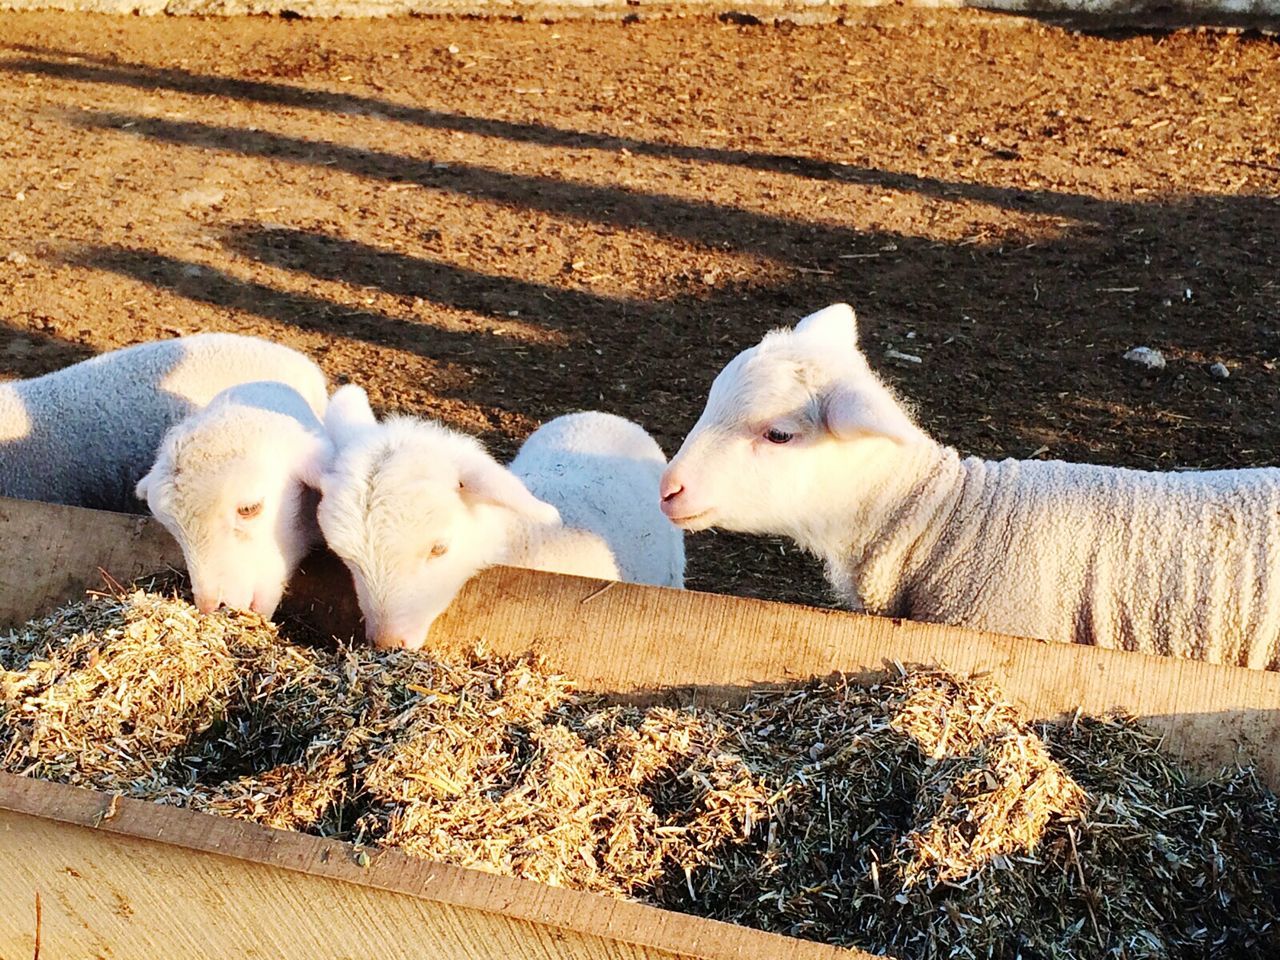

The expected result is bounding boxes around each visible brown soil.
[0,11,1277,609]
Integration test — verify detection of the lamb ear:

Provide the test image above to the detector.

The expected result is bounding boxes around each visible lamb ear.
[295,433,336,490]
[459,456,561,524]
[325,384,377,450]
[794,303,858,348]
[135,470,153,501]
[822,381,921,444]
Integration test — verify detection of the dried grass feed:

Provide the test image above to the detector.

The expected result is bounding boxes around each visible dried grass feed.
[3,591,1278,958]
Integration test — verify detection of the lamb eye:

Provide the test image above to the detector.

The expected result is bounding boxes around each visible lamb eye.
[237,502,263,519]
[764,428,795,445]
[428,542,449,559]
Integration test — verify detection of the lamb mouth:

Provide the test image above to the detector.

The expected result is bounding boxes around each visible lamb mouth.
[669,509,714,530]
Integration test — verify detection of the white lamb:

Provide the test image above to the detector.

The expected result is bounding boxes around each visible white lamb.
[0,333,328,514]
[136,381,333,618]
[318,385,684,650]
[660,303,1280,670]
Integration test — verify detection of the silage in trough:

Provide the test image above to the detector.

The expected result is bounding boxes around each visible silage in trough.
[2,590,1278,959]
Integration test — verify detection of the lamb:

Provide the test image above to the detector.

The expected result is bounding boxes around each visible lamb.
[136,381,333,618]
[660,303,1280,670]
[317,385,684,650]
[0,333,328,514]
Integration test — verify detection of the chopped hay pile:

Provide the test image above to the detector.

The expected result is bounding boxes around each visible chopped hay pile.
[2,591,1278,959]
[0,594,254,793]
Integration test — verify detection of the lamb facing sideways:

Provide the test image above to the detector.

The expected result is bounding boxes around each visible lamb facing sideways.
[660,303,1280,670]
[136,381,333,618]
[0,333,328,514]
[318,385,685,650]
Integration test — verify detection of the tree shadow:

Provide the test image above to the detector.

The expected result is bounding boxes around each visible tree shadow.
[63,244,558,378]
[0,49,1123,224]
[989,9,1280,40]
[67,108,894,266]
[0,323,95,381]
[222,224,653,336]
[74,109,1269,458]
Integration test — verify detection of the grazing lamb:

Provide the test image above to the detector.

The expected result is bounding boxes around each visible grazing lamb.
[136,381,333,618]
[0,334,328,514]
[318,385,684,650]
[660,303,1280,670]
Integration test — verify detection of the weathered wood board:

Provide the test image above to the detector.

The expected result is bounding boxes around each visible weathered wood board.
[0,774,859,960]
[0,493,1278,959]
[0,496,183,626]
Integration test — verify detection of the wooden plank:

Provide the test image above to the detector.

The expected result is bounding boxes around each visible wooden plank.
[0,773,859,960]
[2,494,1278,790]
[0,496,183,626]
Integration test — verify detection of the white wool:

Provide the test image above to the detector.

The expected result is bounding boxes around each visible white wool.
[318,386,683,650]
[511,411,685,590]
[0,334,328,514]
[662,303,1280,670]
[137,381,332,619]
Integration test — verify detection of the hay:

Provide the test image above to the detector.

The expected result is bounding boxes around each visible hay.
[3,590,1278,959]
[0,593,251,793]
[890,672,1087,887]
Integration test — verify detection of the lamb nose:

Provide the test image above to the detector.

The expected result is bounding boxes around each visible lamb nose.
[373,631,410,651]
[660,478,684,502]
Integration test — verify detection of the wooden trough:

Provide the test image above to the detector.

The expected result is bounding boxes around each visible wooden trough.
[0,494,1278,959]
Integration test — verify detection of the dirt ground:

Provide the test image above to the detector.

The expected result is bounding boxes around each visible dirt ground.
[0,11,1277,609]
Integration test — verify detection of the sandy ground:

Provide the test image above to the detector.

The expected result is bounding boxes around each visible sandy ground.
[0,11,1277,607]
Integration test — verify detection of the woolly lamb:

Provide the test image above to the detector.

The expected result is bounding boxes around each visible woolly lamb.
[318,386,684,650]
[0,334,328,514]
[660,303,1280,670]
[136,381,333,618]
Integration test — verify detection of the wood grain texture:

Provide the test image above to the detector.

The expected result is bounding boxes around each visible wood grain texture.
[0,774,859,960]
[0,496,184,625]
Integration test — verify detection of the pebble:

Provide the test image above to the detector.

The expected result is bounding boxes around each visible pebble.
[178,186,226,209]
[1208,362,1230,381]
[1122,346,1166,371]
[5,251,29,266]
[885,347,923,365]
